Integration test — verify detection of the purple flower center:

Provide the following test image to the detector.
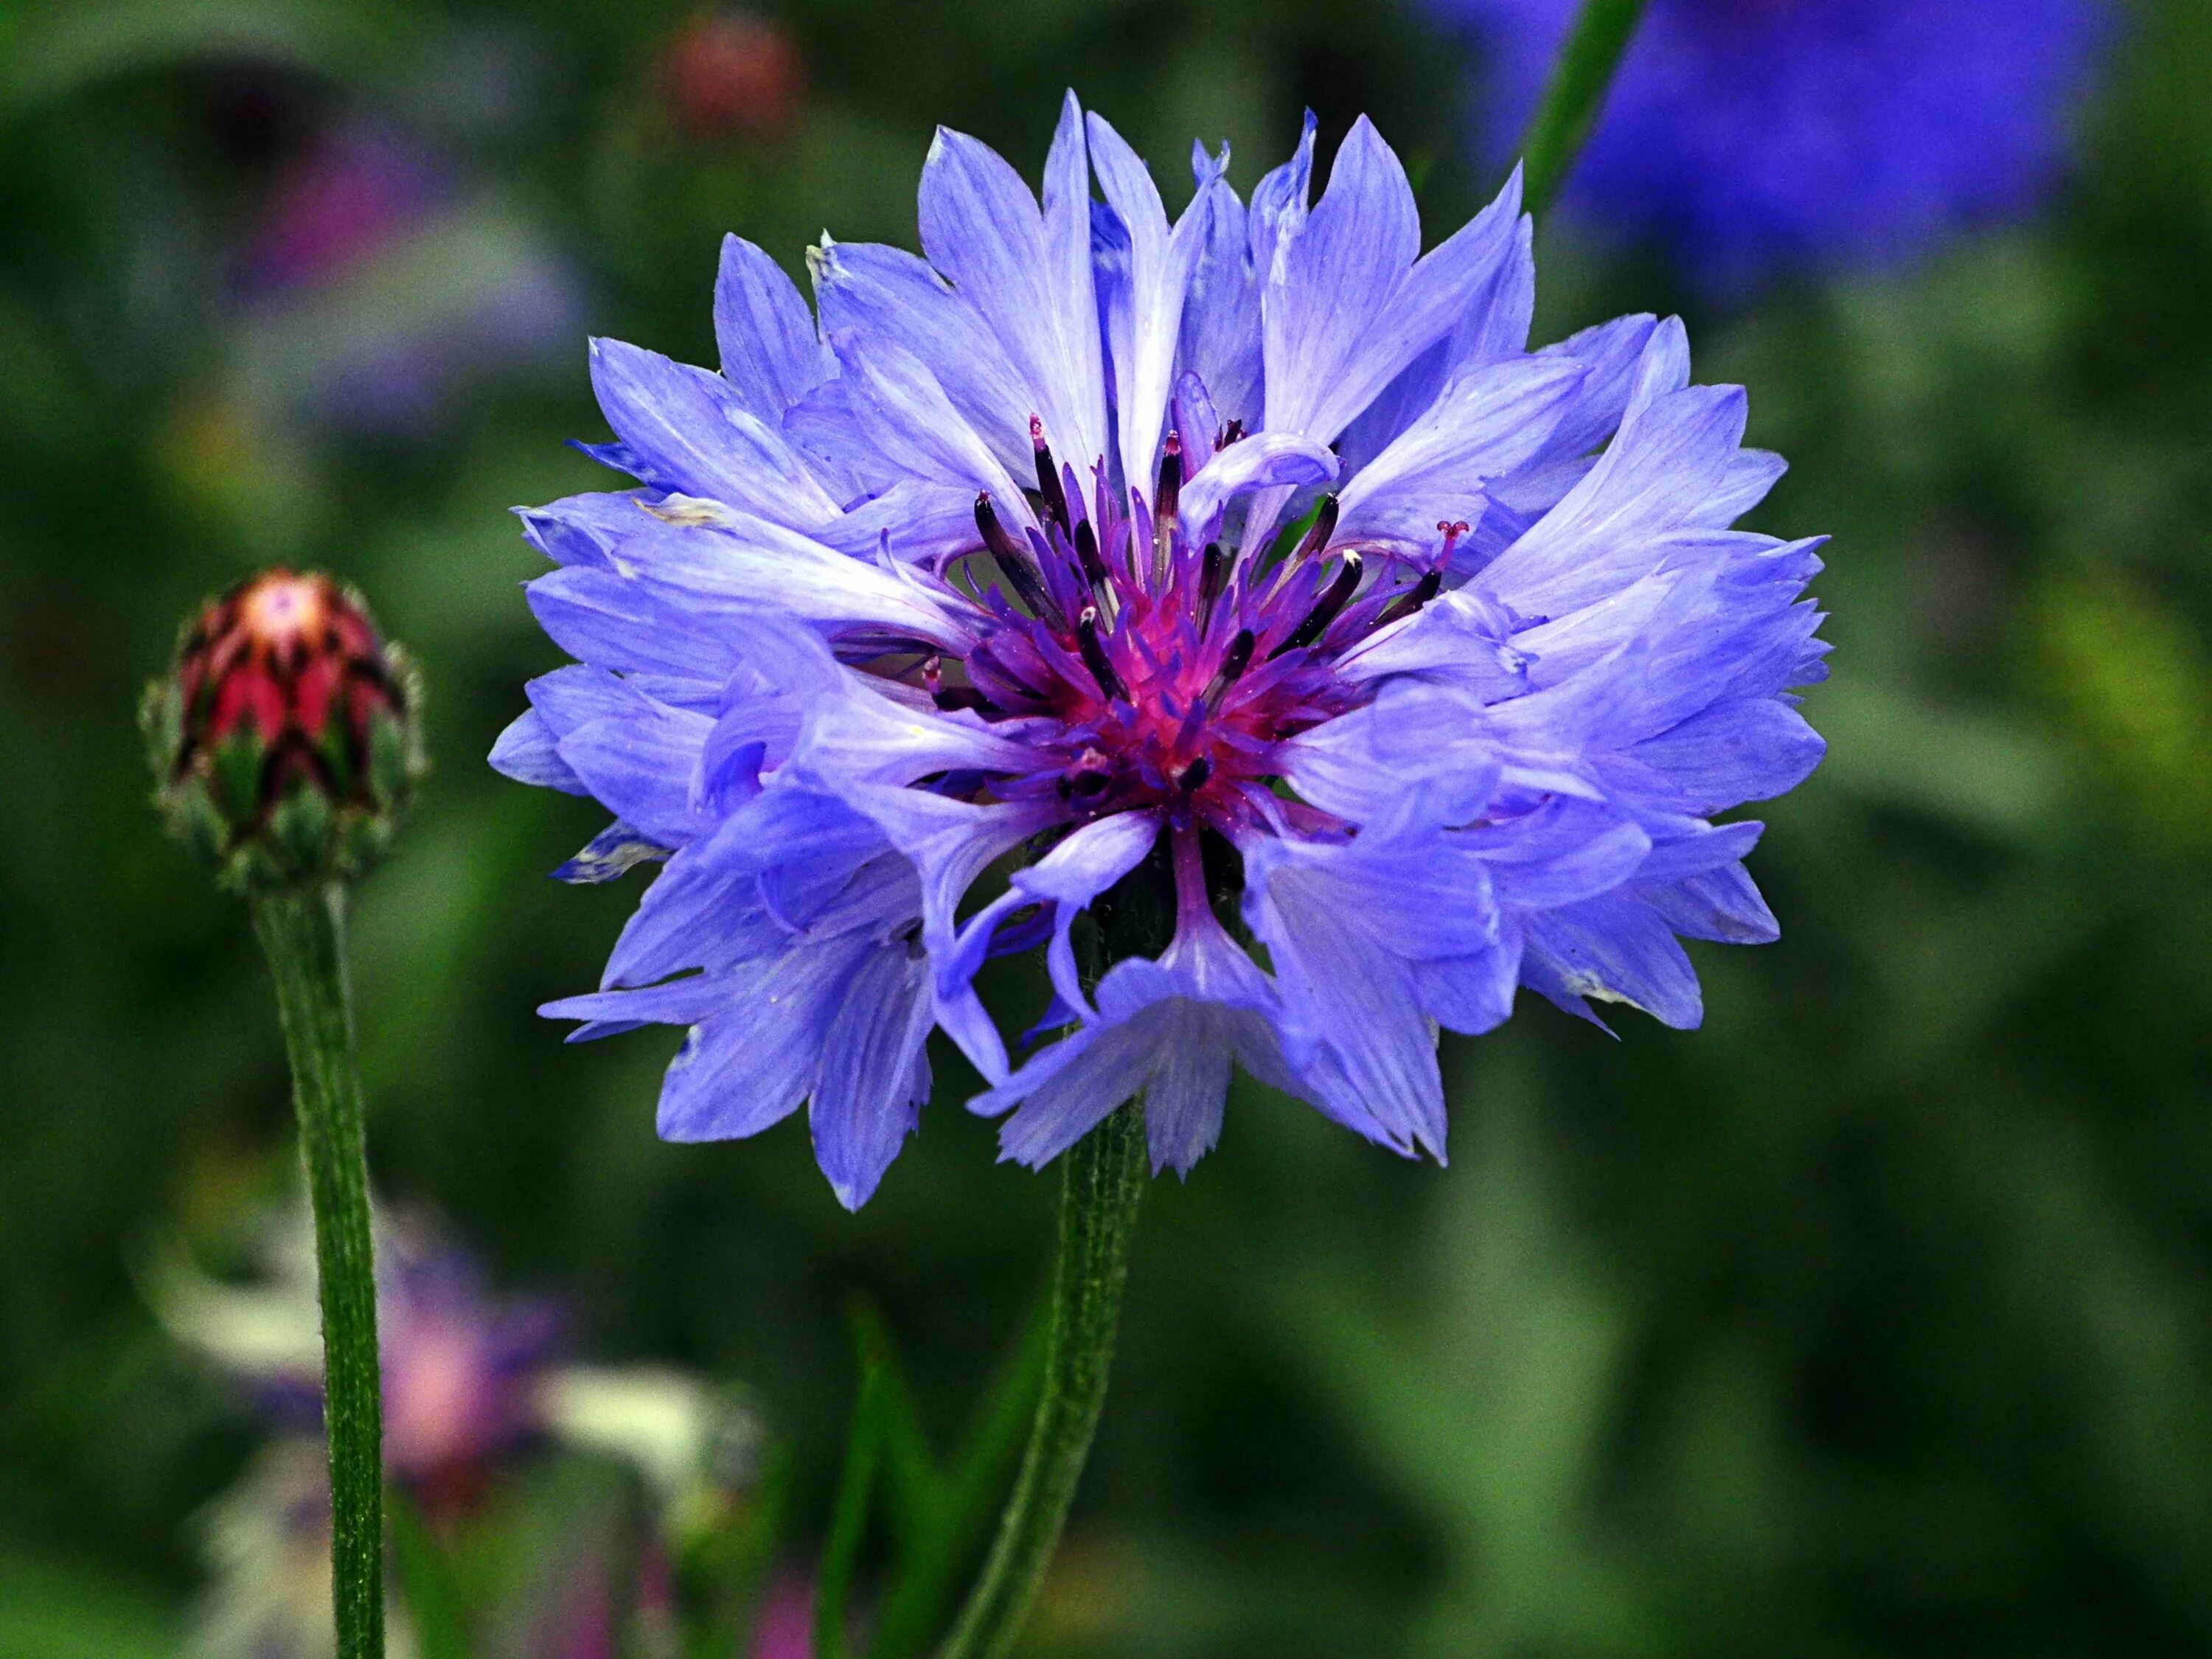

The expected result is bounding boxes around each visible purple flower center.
[902,419,1457,844]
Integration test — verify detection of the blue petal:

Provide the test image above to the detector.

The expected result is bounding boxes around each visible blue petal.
[1176,430,1337,543]
[541,974,730,1030]
[1337,355,1590,550]
[1637,862,1779,945]
[1087,111,1203,504]
[1413,931,1524,1037]
[653,939,873,1141]
[810,237,1033,475]
[552,821,668,885]
[822,327,1029,508]
[917,93,1106,472]
[1624,697,1826,814]
[1521,893,1703,1030]
[1262,116,1419,442]
[1265,137,1525,447]
[535,490,978,646]
[810,942,936,1209]
[1177,166,1261,432]
[714,233,831,422]
[489,707,585,793]
[1246,111,1316,296]
[526,566,744,679]
[1239,832,1476,1159]
[587,338,840,528]
[555,703,716,849]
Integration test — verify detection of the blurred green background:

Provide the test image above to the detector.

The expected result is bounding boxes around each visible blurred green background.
[6,0,2212,1653]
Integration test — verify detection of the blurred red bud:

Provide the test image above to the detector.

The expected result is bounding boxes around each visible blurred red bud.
[660,11,804,142]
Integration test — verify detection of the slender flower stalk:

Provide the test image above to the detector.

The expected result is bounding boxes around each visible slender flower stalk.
[937,1102,1146,1659]
[252,881,386,1659]
[147,569,423,1659]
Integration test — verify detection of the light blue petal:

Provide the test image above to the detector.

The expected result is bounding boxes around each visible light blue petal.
[1088,111,1203,505]
[1177,166,1260,431]
[1638,862,1779,945]
[1262,116,1419,441]
[714,233,831,422]
[1247,111,1316,292]
[1336,355,1590,549]
[555,704,716,849]
[654,938,873,1141]
[1522,894,1703,1030]
[588,338,841,528]
[917,94,1106,471]
[810,942,935,1209]
[489,707,585,793]
[1176,430,1337,543]
[810,237,1033,474]
[824,327,1030,509]
[1623,697,1826,814]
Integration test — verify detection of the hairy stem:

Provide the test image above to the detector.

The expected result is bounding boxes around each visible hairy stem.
[934,1100,1147,1659]
[1517,0,1651,215]
[252,883,384,1659]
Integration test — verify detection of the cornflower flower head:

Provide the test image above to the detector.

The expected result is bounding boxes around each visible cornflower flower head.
[495,95,1829,1208]
[1432,0,2110,291]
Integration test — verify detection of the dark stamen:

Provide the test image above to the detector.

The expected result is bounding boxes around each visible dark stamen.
[1198,542,1227,630]
[1151,431,1183,580]
[1063,767,1112,803]
[933,685,1002,715]
[1272,552,1363,658]
[975,493,1051,616]
[1217,418,1245,449]
[1076,607,1123,700]
[1293,495,1340,565]
[1178,755,1213,792]
[1031,416,1069,531]
[1203,629,1256,709]
[1074,517,1110,591]
[1373,568,1443,630]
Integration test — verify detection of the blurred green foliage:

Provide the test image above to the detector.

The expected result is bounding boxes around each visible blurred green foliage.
[4,0,2212,1653]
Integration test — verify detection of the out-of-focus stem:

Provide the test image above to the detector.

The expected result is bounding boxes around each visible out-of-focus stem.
[1518,0,1651,215]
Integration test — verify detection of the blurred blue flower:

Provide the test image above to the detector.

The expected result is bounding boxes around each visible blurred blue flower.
[1431,0,2110,291]
[495,95,1828,1208]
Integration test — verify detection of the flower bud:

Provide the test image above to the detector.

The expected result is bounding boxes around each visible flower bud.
[145,569,423,891]
[659,10,804,142]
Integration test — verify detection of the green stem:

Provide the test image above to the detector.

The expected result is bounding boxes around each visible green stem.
[1516,0,1650,216]
[251,883,384,1659]
[933,1100,1147,1659]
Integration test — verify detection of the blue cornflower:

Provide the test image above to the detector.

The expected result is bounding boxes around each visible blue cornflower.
[493,95,1828,1208]
[1430,0,2110,291]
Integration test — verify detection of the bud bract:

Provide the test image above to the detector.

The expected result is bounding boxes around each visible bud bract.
[145,569,423,890]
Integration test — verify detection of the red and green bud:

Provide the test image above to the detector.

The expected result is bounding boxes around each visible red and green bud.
[145,569,424,890]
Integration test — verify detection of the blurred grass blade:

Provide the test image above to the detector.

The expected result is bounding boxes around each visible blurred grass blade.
[1516,0,1649,214]
[815,1361,889,1659]
[386,1488,472,1659]
[867,1304,1048,1659]
[848,1299,945,1556]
